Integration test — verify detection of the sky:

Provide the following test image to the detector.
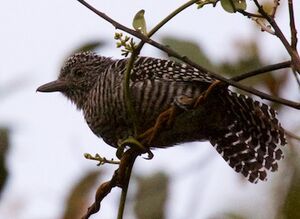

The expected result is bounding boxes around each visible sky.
[0,0,299,219]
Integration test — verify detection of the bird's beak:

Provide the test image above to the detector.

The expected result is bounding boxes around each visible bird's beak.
[36,80,68,93]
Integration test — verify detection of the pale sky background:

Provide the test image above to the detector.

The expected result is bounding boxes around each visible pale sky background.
[0,0,299,219]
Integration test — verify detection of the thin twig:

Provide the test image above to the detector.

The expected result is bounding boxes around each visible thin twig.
[253,0,300,73]
[288,0,298,50]
[292,71,300,90]
[252,17,275,35]
[136,0,199,52]
[231,61,291,81]
[77,0,300,109]
[287,0,300,90]
[84,153,120,165]
[253,0,291,52]
[237,10,263,18]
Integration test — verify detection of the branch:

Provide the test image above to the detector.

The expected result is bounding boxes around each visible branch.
[253,0,300,73]
[288,0,298,50]
[253,0,291,53]
[231,60,291,81]
[237,9,263,18]
[287,0,300,90]
[252,17,275,35]
[84,153,120,165]
[82,171,118,219]
[292,71,300,90]
[82,149,139,219]
[77,0,300,110]
[137,0,199,51]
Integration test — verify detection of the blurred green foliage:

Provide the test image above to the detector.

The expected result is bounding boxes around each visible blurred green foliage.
[134,172,169,219]
[162,37,215,70]
[72,40,105,54]
[61,170,102,219]
[218,41,289,98]
[281,166,300,219]
[210,212,247,219]
[0,128,9,198]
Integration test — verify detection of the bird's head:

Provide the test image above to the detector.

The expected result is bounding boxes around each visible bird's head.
[37,52,111,109]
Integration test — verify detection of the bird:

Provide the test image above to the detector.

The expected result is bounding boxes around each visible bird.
[37,51,286,183]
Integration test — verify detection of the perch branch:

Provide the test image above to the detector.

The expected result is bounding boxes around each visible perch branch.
[81,171,118,219]
[82,149,140,219]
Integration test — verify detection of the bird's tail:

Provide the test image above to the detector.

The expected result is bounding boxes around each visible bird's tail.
[210,90,286,183]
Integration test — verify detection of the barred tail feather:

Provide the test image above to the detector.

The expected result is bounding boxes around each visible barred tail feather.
[210,90,286,183]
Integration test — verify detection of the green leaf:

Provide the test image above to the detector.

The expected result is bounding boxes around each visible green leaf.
[132,9,147,35]
[221,0,246,13]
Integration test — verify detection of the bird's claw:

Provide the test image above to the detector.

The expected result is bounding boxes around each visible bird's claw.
[117,136,153,160]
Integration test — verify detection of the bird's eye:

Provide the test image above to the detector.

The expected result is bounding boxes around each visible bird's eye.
[73,69,84,77]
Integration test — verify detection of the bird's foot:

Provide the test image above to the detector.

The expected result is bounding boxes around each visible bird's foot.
[193,80,222,107]
[117,136,153,160]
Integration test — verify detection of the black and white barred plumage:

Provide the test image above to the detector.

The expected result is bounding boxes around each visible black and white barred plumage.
[37,52,286,183]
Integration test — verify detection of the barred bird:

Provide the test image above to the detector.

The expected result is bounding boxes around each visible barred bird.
[37,52,286,183]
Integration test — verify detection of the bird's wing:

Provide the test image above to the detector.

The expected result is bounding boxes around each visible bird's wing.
[115,56,216,84]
